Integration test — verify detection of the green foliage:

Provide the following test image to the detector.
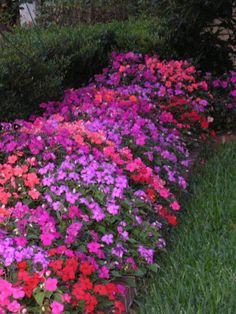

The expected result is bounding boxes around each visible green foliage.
[158,0,236,73]
[0,0,19,26]
[37,0,159,26]
[0,18,162,121]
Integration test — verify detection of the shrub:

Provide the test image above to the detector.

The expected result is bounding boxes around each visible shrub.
[36,0,159,27]
[0,0,19,26]
[158,0,236,73]
[0,17,162,122]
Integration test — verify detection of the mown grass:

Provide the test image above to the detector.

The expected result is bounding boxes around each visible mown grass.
[137,143,236,314]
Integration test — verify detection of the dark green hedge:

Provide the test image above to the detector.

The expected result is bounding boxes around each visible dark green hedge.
[0,18,162,121]
[37,0,159,26]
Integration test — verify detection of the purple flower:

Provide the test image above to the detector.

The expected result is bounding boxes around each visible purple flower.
[111,244,127,258]
[65,192,79,204]
[107,202,119,215]
[157,238,166,250]
[101,234,114,245]
[138,245,154,264]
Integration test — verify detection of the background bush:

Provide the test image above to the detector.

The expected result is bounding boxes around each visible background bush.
[158,0,236,74]
[36,0,159,26]
[0,18,162,121]
[0,0,19,26]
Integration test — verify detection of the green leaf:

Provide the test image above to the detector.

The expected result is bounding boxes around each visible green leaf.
[122,276,137,288]
[97,225,106,233]
[54,291,62,302]
[135,268,146,277]
[111,270,122,277]
[148,263,159,273]
[34,291,45,306]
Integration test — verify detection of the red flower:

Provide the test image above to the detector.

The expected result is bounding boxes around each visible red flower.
[17,261,27,271]
[105,283,118,300]
[80,262,94,276]
[59,258,78,282]
[79,276,93,290]
[114,300,126,314]
[146,188,156,202]
[85,294,98,313]
[166,215,177,226]
[72,283,87,300]
[200,117,209,129]
[22,273,42,297]
[49,260,63,271]
[210,130,216,137]
[94,284,108,295]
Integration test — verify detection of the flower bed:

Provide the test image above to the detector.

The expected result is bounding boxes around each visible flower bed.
[0,52,235,313]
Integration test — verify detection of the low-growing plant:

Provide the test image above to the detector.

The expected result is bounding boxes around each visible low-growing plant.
[0,51,235,313]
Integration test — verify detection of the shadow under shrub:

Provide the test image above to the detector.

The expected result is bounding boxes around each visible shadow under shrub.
[0,18,162,122]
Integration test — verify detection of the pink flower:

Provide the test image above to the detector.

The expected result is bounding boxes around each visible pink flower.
[87,242,101,254]
[62,293,71,303]
[7,301,21,313]
[170,201,181,211]
[14,236,28,248]
[159,111,174,123]
[7,155,18,164]
[230,89,236,97]
[12,288,25,299]
[51,301,64,314]
[45,278,58,292]
[29,189,40,200]
[159,188,170,199]
[98,265,110,279]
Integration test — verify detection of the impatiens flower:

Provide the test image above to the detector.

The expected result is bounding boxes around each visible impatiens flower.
[170,201,181,211]
[7,155,18,164]
[45,278,58,292]
[114,300,126,314]
[51,301,64,314]
[87,242,101,254]
[138,245,154,264]
[166,215,177,225]
[7,301,21,313]
[98,265,110,279]
[29,189,40,200]
[62,293,71,303]
[80,262,95,276]
[111,244,127,258]
[159,188,170,199]
[157,238,166,249]
[101,234,114,245]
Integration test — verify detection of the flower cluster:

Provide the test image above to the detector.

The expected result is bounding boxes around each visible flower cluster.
[204,71,236,131]
[0,52,235,313]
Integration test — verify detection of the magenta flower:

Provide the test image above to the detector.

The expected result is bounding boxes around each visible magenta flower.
[87,242,101,254]
[45,278,58,292]
[7,301,21,313]
[51,301,64,314]
[170,201,181,211]
[99,265,110,279]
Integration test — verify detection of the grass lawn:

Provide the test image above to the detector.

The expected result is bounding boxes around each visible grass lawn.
[137,143,236,314]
